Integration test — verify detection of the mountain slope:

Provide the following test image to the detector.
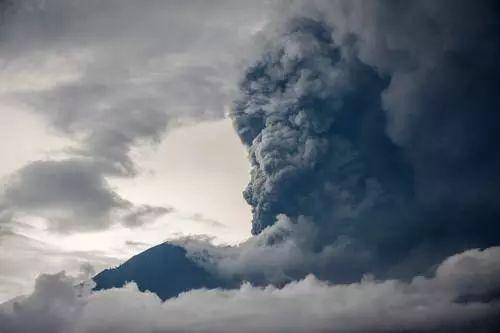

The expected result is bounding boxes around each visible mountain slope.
[93,243,219,300]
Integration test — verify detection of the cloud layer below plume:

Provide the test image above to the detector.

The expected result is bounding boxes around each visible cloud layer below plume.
[2,246,500,333]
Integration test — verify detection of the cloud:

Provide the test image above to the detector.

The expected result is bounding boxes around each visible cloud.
[89,216,368,298]
[281,0,500,210]
[1,0,269,154]
[124,240,150,248]
[231,0,500,281]
[2,246,500,333]
[0,159,171,232]
[182,213,227,229]
[0,229,119,302]
[1,1,500,331]
[176,216,371,286]
[0,159,127,232]
[232,17,403,236]
[121,205,173,228]
[0,0,269,232]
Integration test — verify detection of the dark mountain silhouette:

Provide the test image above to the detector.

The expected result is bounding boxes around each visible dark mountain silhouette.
[93,243,220,300]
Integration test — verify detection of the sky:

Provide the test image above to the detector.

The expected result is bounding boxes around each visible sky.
[1,1,500,332]
[0,0,268,302]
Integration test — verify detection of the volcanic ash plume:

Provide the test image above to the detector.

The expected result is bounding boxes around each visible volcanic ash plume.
[231,0,500,279]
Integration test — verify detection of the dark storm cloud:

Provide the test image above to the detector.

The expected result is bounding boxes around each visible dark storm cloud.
[231,0,500,281]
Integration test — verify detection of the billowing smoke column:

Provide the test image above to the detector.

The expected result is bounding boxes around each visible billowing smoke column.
[232,18,408,235]
[231,16,414,259]
[232,0,500,279]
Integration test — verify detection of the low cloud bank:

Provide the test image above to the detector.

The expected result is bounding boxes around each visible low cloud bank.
[1,246,500,333]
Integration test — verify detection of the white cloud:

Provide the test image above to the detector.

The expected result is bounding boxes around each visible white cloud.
[0,0,268,233]
[1,246,500,333]
[0,230,119,302]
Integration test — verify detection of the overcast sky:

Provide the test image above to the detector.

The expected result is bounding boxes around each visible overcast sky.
[1,1,500,333]
[0,0,270,302]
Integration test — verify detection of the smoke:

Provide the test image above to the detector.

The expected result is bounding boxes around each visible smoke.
[232,17,393,235]
[231,0,500,280]
[91,0,500,306]
[177,216,372,286]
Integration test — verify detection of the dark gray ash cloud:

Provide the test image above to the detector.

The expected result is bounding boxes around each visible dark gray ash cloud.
[231,0,500,282]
